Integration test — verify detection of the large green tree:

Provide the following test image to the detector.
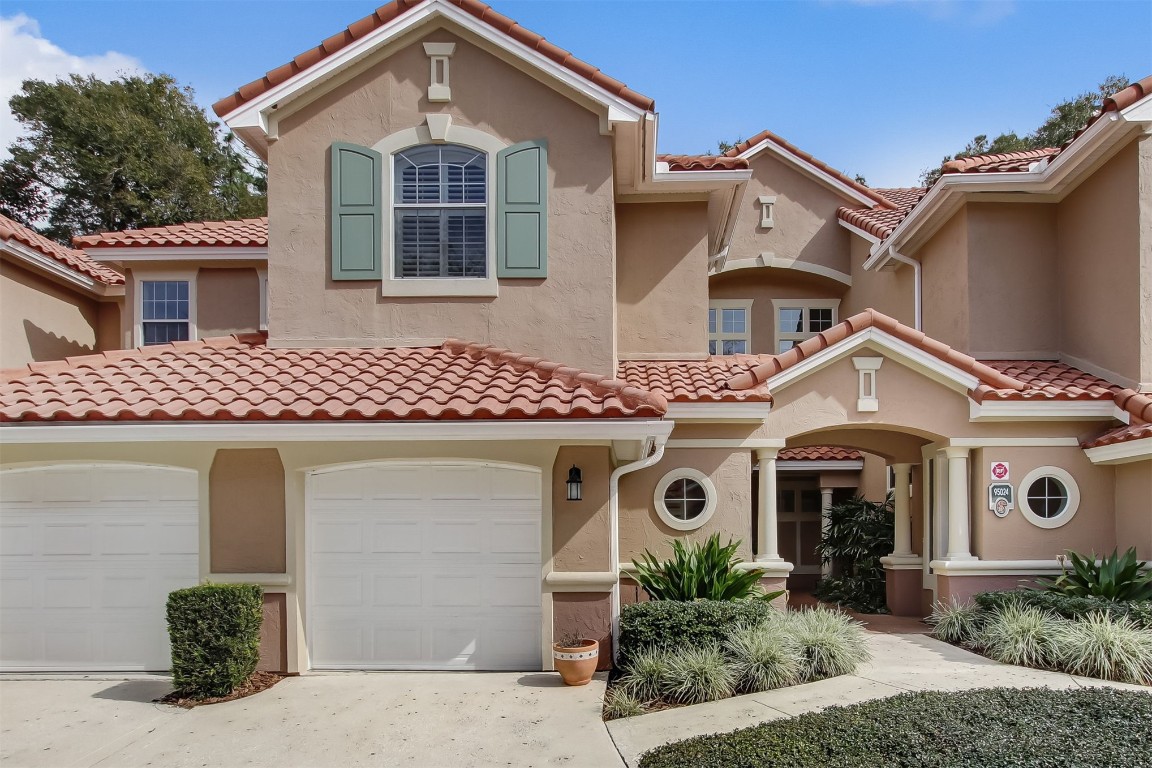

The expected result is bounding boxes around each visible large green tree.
[920,75,1129,186]
[1,73,266,244]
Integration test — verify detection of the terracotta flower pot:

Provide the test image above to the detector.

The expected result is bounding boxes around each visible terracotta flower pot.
[552,639,599,686]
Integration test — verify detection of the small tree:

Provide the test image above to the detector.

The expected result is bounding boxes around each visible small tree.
[814,494,894,613]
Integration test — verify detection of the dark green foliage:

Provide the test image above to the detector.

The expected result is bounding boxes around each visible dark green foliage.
[1036,548,1152,601]
[166,583,263,698]
[617,599,775,663]
[638,687,1152,768]
[632,534,783,602]
[974,589,1152,629]
[813,495,893,613]
[1,73,266,244]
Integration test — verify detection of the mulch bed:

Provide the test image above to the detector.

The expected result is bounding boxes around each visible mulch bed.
[157,671,286,708]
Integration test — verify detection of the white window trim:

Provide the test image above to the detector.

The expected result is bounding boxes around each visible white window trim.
[771,298,840,354]
[374,123,507,297]
[653,467,718,531]
[133,269,197,347]
[708,299,753,356]
[1017,466,1080,529]
[257,268,268,332]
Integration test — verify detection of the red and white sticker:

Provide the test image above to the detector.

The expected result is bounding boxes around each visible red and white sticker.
[990,462,1010,481]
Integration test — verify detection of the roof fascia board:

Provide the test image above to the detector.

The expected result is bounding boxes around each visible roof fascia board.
[1084,437,1152,465]
[777,459,864,471]
[765,328,981,395]
[0,419,675,445]
[968,399,1119,422]
[89,247,269,262]
[663,403,771,422]
[736,138,879,208]
[223,1,646,139]
[837,218,881,245]
[1,239,116,296]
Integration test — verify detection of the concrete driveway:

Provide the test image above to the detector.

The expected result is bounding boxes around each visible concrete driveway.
[1,671,625,768]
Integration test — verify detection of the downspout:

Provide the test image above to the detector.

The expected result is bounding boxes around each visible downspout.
[609,434,668,661]
[886,247,922,331]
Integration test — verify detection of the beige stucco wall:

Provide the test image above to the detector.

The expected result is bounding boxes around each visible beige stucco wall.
[267,28,616,374]
[919,207,970,353]
[618,447,752,562]
[966,203,1059,359]
[1114,460,1152,559]
[1,259,102,367]
[209,448,287,574]
[551,446,611,571]
[1057,139,1143,386]
[727,150,854,276]
[197,268,261,338]
[709,268,846,356]
[616,202,709,358]
[841,235,915,327]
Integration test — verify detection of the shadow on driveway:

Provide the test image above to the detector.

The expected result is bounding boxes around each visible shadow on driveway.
[91,679,174,702]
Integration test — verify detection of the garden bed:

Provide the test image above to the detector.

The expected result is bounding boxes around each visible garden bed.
[158,671,286,708]
[638,687,1152,768]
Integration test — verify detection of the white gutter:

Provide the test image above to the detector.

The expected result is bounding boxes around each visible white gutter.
[885,248,922,331]
[608,433,668,660]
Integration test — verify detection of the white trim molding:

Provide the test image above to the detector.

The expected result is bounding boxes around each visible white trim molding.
[652,467,718,531]
[89,247,268,262]
[837,218,881,245]
[544,571,616,592]
[718,254,851,286]
[777,459,864,471]
[929,559,1069,577]
[667,438,786,449]
[880,555,923,571]
[947,437,1082,448]
[2,238,122,298]
[132,268,198,347]
[969,399,1119,422]
[757,195,776,228]
[1017,465,1080,529]
[736,138,880,209]
[1084,437,1152,465]
[663,403,771,422]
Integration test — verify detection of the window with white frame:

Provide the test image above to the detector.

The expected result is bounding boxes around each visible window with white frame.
[140,280,192,345]
[708,300,752,355]
[1018,466,1080,529]
[772,299,839,354]
[393,144,486,279]
[653,468,718,531]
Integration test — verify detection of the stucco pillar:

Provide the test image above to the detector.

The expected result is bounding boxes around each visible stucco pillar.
[755,448,782,562]
[944,447,975,560]
[820,486,834,577]
[891,463,914,557]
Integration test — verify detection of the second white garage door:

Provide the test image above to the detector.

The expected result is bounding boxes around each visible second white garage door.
[307,461,542,670]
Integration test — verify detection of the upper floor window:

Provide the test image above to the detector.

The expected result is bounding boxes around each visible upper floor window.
[141,280,191,345]
[772,299,839,354]
[394,144,486,279]
[708,300,752,355]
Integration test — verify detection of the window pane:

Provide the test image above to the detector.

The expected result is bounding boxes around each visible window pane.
[142,281,189,322]
[142,321,189,345]
[707,308,716,334]
[708,340,717,355]
[778,340,796,354]
[395,209,486,278]
[395,145,485,205]
[809,308,834,332]
[779,308,803,333]
[721,308,746,334]
[721,339,747,355]
[1027,476,1067,518]
[663,477,708,521]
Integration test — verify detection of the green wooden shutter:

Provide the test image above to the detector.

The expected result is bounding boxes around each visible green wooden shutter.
[330,142,382,281]
[496,140,548,278]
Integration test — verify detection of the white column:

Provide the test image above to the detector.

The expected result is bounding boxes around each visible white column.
[819,486,834,577]
[891,463,914,557]
[755,448,782,562]
[944,447,975,560]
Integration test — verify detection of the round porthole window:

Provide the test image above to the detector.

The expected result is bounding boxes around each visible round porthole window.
[1017,466,1080,529]
[653,468,718,531]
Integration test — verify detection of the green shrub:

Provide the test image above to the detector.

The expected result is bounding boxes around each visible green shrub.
[632,534,783,602]
[1056,612,1152,685]
[618,599,777,662]
[973,589,1152,629]
[724,624,803,692]
[784,608,870,680]
[975,603,1063,668]
[928,598,985,645]
[618,647,672,701]
[1036,548,1152,601]
[637,687,1152,768]
[166,583,263,698]
[813,495,893,613]
[603,687,646,720]
[662,644,738,704]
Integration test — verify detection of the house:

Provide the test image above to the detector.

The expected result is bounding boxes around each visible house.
[1,0,1148,676]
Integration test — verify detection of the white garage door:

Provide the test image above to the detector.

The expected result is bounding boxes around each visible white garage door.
[308,462,542,670]
[0,464,199,671]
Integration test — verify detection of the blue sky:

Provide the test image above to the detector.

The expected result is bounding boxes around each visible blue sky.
[2,0,1149,187]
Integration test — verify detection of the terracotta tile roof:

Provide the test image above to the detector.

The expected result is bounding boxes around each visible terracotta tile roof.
[837,187,928,241]
[657,154,749,172]
[723,130,895,210]
[74,218,268,249]
[1083,421,1152,449]
[0,336,666,422]
[941,147,1060,175]
[972,361,1121,402]
[1083,390,1152,447]
[617,358,770,403]
[212,0,654,118]
[779,446,862,462]
[0,214,124,285]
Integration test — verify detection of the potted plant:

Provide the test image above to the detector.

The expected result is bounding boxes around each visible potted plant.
[552,632,599,686]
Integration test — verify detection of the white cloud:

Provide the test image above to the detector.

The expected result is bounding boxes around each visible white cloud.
[833,0,1016,25]
[0,14,142,159]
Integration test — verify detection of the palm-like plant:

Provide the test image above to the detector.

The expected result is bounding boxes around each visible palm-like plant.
[631,533,784,602]
[1036,548,1152,601]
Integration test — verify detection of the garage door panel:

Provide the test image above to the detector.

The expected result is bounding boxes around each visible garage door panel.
[428,519,483,553]
[370,519,421,553]
[429,466,485,500]
[1,524,33,556]
[372,573,421,606]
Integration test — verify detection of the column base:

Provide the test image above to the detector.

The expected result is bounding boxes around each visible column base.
[884,566,924,617]
[943,553,978,562]
[880,554,923,570]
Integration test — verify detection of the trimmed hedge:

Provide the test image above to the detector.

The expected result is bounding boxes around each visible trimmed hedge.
[974,590,1152,629]
[638,687,1152,768]
[167,583,263,698]
[618,599,775,663]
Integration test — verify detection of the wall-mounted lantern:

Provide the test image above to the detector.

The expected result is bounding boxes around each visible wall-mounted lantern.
[566,465,583,502]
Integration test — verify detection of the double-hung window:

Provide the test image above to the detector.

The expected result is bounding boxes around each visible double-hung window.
[772,299,839,354]
[708,300,752,355]
[394,144,486,279]
[141,280,191,345]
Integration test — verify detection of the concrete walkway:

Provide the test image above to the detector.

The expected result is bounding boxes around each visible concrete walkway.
[606,632,1151,768]
[1,671,623,768]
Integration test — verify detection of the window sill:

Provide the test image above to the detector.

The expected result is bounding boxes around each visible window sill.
[381,277,499,298]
